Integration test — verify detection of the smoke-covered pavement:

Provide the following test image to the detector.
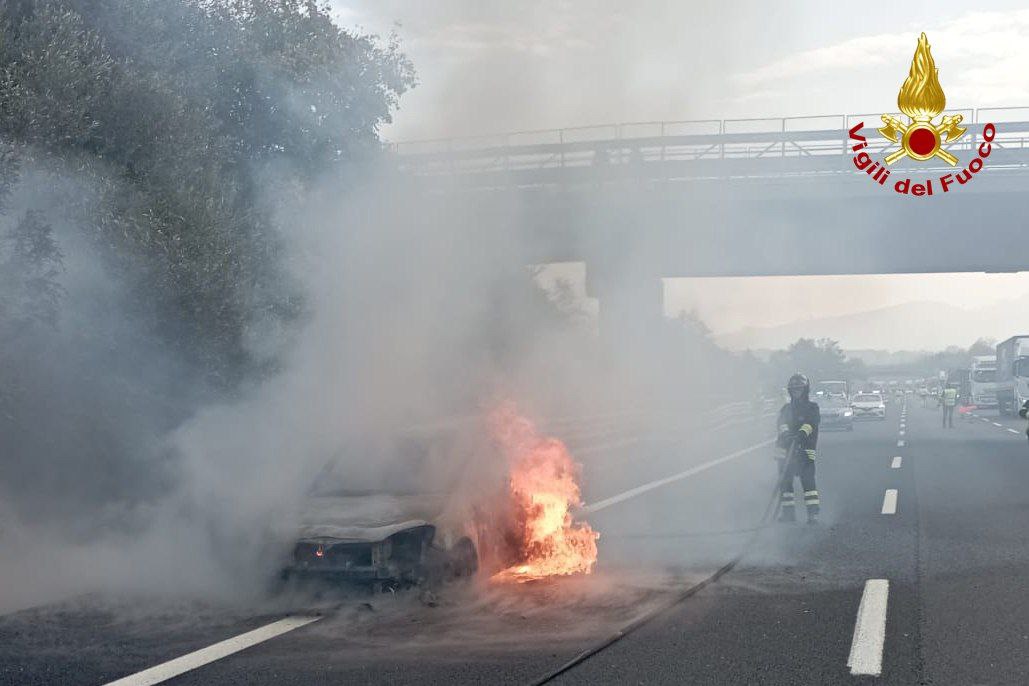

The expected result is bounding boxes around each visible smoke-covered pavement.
[6,399,1029,683]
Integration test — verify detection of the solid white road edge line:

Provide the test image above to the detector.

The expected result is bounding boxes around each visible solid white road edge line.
[582,439,775,514]
[891,456,902,469]
[881,489,898,515]
[847,579,890,676]
[102,616,322,686]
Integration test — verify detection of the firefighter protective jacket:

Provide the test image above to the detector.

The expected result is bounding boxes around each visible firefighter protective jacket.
[777,400,821,460]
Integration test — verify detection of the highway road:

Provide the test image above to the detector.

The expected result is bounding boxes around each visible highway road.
[4,397,1029,685]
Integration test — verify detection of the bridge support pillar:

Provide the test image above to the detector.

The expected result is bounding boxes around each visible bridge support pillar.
[585,265,665,355]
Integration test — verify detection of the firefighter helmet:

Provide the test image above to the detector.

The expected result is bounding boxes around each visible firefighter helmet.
[787,373,810,400]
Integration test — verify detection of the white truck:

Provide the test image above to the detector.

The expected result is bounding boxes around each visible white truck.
[996,336,1029,415]
[968,355,997,408]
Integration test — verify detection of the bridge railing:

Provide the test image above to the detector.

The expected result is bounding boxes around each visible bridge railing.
[392,108,1029,178]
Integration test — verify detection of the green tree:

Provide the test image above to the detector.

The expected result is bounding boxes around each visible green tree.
[968,337,996,357]
[770,337,861,386]
[0,0,415,379]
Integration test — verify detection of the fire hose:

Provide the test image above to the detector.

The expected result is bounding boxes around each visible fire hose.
[524,439,793,686]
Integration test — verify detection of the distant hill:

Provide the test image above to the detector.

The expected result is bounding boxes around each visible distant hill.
[716,296,1029,351]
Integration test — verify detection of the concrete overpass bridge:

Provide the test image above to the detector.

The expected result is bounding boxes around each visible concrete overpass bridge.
[391,108,1029,338]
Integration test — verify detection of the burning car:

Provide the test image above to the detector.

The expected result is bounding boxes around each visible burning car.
[282,405,599,591]
[285,491,478,591]
[282,433,481,592]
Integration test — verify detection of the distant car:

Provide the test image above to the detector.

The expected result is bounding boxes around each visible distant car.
[820,397,854,431]
[851,392,887,420]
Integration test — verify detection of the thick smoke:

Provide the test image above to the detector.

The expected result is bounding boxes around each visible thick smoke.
[0,0,781,619]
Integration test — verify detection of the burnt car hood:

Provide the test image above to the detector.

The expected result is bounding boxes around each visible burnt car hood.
[296,493,447,543]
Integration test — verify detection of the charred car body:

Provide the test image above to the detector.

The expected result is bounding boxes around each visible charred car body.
[285,493,477,590]
[282,429,483,591]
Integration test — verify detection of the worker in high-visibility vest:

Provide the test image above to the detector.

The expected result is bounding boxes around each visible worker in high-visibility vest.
[942,384,958,428]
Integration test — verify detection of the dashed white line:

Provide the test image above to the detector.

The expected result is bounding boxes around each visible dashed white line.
[897,440,905,447]
[1008,428,1021,435]
[102,616,322,686]
[992,422,1003,427]
[881,489,898,515]
[891,456,902,469]
[981,417,991,422]
[582,439,775,514]
[847,579,890,676]
[898,430,905,436]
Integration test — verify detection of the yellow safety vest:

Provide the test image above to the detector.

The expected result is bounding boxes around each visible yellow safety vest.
[943,388,957,406]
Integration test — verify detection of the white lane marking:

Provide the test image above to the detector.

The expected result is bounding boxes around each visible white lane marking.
[881,489,898,515]
[897,440,905,447]
[891,456,902,469]
[847,579,890,676]
[102,616,321,686]
[981,417,991,422]
[582,439,774,514]
[898,430,905,436]
[992,422,1003,427]
[1008,428,1021,434]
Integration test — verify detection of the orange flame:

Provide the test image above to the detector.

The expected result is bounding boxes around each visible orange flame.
[898,32,946,122]
[488,403,598,583]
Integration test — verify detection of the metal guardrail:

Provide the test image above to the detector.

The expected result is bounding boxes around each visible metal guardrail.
[391,108,1029,179]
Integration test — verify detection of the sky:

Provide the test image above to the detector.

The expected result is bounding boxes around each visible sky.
[329,0,1029,349]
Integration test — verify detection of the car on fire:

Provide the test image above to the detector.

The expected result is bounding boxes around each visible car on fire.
[819,396,854,431]
[281,432,482,592]
[851,392,887,420]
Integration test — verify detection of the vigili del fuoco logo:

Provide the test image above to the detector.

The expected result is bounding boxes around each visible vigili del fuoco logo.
[848,32,996,196]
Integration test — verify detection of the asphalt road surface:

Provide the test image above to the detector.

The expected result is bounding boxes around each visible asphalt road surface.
[4,397,1029,685]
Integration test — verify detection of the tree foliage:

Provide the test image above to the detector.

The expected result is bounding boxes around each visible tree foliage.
[0,0,415,378]
[769,337,866,386]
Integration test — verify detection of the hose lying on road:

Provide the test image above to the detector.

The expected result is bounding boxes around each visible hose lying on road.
[525,442,790,686]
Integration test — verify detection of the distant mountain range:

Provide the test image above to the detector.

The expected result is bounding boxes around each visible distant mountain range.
[716,296,1029,352]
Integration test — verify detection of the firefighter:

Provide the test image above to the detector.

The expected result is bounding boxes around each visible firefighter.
[942,383,958,428]
[776,373,821,524]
